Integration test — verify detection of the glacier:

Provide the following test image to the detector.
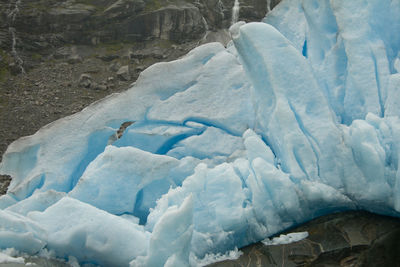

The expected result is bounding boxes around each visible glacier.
[1,0,400,266]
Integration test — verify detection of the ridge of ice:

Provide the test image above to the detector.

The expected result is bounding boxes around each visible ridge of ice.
[1,0,400,266]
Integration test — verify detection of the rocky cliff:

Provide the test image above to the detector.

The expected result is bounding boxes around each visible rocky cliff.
[0,0,281,74]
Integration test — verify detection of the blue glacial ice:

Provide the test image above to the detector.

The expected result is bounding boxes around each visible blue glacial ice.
[2,0,400,265]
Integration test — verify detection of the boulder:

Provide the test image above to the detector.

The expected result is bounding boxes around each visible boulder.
[109,61,122,72]
[78,74,93,88]
[97,54,119,62]
[92,82,108,91]
[116,65,130,81]
[67,54,82,64]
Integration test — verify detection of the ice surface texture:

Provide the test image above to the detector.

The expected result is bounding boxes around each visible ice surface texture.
[2,0,400,266]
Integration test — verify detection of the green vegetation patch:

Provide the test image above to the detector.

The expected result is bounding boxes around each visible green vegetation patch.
[0,67,9,83]
[30,53,42,61]
[22,1,46,13]
[143,0,194,12]
[99,42,125,52]
[144,0,163,12]
[75,0,106,14]
[0,49,10,83]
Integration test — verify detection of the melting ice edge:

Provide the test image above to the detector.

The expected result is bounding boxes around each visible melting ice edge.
[2,0,400,266]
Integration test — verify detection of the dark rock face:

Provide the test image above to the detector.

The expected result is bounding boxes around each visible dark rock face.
[0,0,280,51]
[119,4,206,42]
[3,0,205,46]
[208,211,400,267]
[0,175,11,195]
[238,0,281,22]
[0,0,283,81]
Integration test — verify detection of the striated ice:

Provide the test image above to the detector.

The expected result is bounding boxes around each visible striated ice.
[1,0,400,266]
[69,145,180,215]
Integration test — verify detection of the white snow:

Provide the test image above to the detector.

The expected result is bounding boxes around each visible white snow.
[191,247,243,266]
[1,0,400,266]
[262,232,309,246]
[0,250,24,264]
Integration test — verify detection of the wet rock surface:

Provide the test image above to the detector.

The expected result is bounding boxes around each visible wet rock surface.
[209,211,400,267]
